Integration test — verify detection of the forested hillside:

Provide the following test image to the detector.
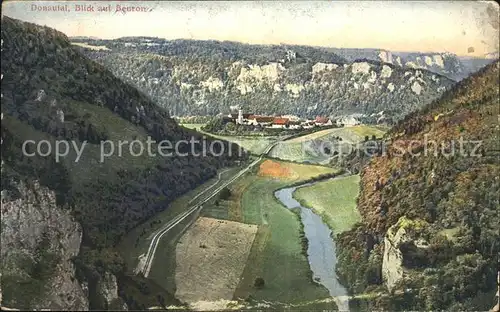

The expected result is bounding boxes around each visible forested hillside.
[73,38,455,121]
[1,16,245,310]
[336,61,499,311]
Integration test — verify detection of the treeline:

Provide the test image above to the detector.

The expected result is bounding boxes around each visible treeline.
[74,37,347,64]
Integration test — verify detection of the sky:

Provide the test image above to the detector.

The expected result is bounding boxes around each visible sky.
[2,0,499,58]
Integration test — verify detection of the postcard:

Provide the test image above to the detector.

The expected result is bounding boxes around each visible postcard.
[1,1,499,311]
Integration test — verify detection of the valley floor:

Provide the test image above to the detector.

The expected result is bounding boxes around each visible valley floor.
[268,125,387,164]
[180,123,279,155]
[293,175,361,235]
[120,156,363,310]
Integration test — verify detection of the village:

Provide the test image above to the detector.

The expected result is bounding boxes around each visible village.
[222,108,361,130]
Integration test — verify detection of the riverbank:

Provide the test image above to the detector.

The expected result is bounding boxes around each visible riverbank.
[274,180,350,311]
[292,175,361,236]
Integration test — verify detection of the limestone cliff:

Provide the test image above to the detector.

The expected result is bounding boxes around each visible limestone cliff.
[382,217,428,292]
[80,43,456,119]
[0,175,88,310]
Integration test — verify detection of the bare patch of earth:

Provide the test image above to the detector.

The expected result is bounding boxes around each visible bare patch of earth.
[175,217,258,307]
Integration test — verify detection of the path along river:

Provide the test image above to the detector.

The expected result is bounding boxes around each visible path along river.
[274,177,350,311]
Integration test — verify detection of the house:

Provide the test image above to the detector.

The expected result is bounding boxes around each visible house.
[282,114,301,122]
[228,113,253,119]
[269,117,290,129]
[289,121,302,130]
[314,116,333,126]
[228,110,254,124]
[248,116,274,126]
[300,120,316,129]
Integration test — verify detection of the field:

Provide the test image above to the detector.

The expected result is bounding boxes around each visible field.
[71,42,110,51]
[218,136,276,155]
[293,175,361,235]
[231,161,339,305]
[178,123,205,130]
[175,217,258,309]
[268,125,388,163]
[348,125,388,139]
[180,123,277,155]
[134,159,340,309]
[200,160,340,307]
[257,159,336,180]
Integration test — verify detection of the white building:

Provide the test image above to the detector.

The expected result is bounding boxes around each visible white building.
[237,108,244,125]
[281,115,301,122]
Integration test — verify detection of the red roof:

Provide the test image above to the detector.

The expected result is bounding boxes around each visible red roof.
[254,116,274,122]
[273,117,289,125]
[315,116,329,123]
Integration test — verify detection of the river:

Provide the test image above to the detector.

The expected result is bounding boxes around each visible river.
[274,179,350,311]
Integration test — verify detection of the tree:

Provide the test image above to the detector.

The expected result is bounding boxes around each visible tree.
[254,277,265,289]
[218,187,231,200]
[225,122,236,132]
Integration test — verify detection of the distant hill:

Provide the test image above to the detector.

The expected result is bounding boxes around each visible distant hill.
[72,38,455,122]
[325,47,494,81]
[1,16,244,310]
[336,61,499,311]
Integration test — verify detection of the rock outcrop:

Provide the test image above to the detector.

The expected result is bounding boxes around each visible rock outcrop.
[382,217,428,292]
[97,272,128,310]
[327,48,494,81]
[79,42,456,120]
[0,177,88,310]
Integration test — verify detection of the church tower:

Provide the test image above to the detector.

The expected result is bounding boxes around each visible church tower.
[237,108,243,124]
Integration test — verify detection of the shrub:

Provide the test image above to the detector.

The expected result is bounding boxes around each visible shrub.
[254,277,265,289]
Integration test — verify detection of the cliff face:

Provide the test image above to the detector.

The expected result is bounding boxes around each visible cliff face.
[78,40,455,120]
[97,272,128,310]
[381,217,429,292]
[381,226,406,292]
[323,48,494,81]
[0,176,88,310]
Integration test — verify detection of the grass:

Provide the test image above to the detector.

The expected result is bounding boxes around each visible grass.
[129,159,339,307]
[220,136,277,155]
[268,141,327,164]
[293,175,361,235]
[348,125,387,139]
[229,161,340,304]
[257,159,338,181]
[63,101,155,186]
[269,125,387,163]
[180,123,278,155]
[148,210,200,295]
[179,123,205,130]
[3,100,156,189]
[286,127,345,143]
[235,177,331,303]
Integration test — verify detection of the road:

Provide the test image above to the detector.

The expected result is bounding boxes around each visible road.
[139,140,279,277]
